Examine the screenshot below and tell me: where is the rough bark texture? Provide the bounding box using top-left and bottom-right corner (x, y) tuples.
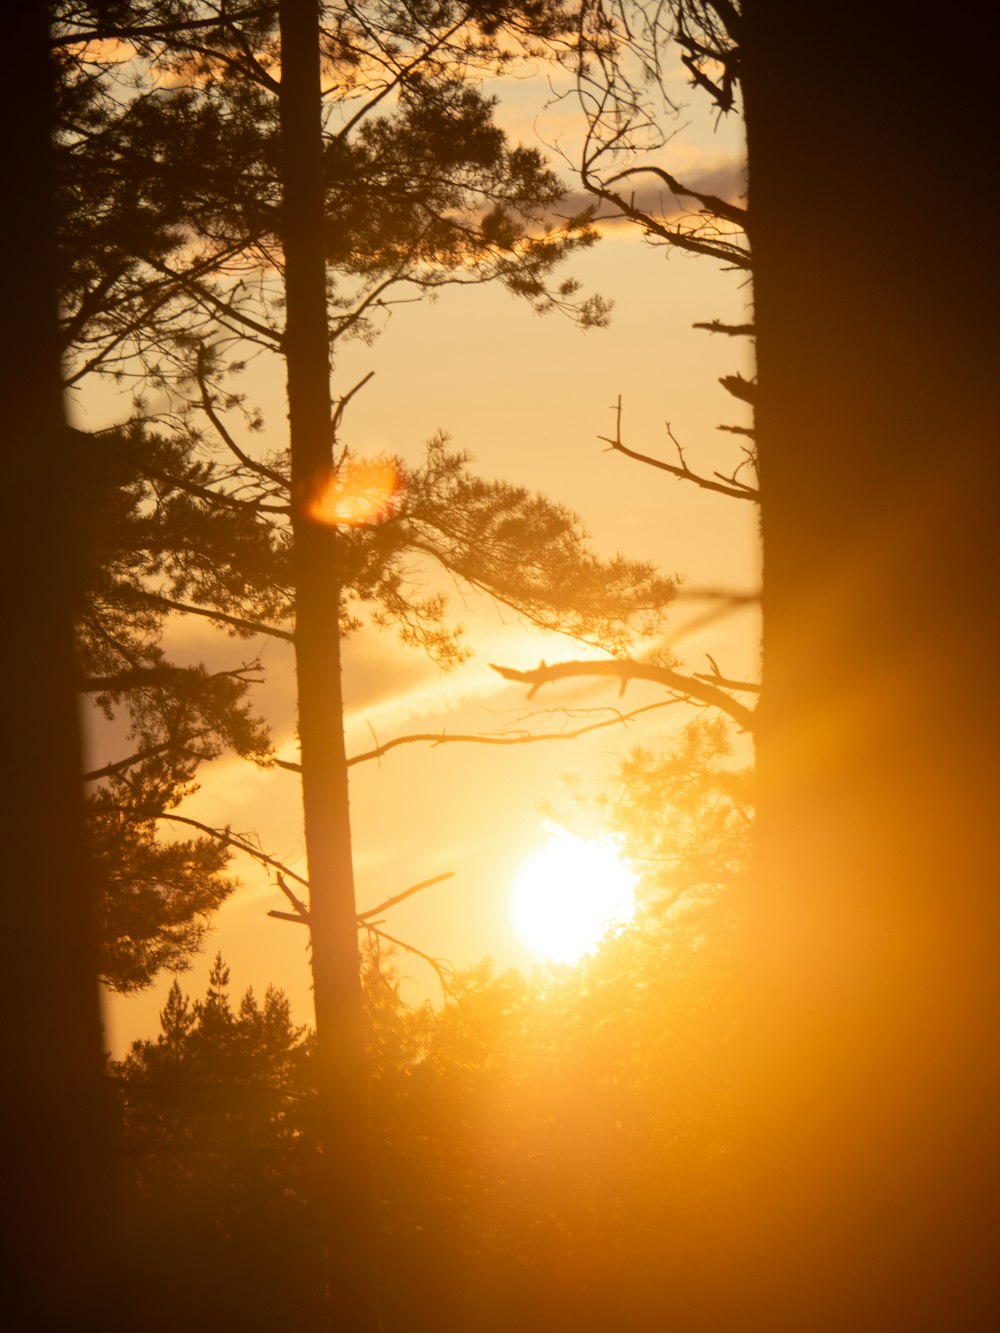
(1, 3), (116, 1327)
(279, 1), (381, 1328)
(742, 3), (998, 1328)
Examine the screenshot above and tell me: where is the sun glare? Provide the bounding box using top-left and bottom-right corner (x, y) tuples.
(509, 827), (636, 965)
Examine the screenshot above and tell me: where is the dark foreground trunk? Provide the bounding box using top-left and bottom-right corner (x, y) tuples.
(278, 2), (381, 1329)
(2, 3), (115, 1326)
(741, 3), (998, 1328)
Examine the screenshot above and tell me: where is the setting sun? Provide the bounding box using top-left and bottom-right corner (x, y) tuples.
(509, 827), (637, 964)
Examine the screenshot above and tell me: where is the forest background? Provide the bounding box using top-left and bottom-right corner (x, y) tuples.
(34, 4), (758, 1329)
(65, 2), (757, 1054)
(14, 2), (994, 1330)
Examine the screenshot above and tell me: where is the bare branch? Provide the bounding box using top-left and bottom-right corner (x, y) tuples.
(599, 397), (758, 501)
(332, 371), (375, 440)
(80, 662), (264, 694)
(357, 872), (455, 922)
(194, 346), (289, 489)
(136, 591), (293, 642)
(585, 176), (750, 268)
(146, 259), (283, 348)
(272, 871), (309, 921)
(266, 868), (456, 991)
(694, 320), (756, 337)
(271, 700), (685, 775)
(694, 653), (761, 693)
(603, 164), (748, 228)
(83, 740), (200, 783)
(153, 813), (309, 887)
(363, 923), (454, 992)
(489, 658), (756, 731)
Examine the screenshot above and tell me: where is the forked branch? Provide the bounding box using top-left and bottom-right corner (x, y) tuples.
(599, 397), (758, 501)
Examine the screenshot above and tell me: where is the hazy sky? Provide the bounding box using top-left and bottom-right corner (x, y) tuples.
(83, 54), (756, 1055)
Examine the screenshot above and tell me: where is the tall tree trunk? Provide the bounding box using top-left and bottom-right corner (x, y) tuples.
(2, 3), (116, 1326)
(278, 2), (381, 1328)
(741, 3), (998, 1327)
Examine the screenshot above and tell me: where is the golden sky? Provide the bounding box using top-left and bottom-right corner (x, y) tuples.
(79, 71), (756, 1056)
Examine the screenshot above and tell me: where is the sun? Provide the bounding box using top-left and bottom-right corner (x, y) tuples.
(509, 826), (637, 965)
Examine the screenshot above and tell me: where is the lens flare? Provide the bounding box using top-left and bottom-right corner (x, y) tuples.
(306, 455), (402, 527)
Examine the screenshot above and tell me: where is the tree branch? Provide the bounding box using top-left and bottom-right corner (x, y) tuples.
(602, 164), (748, 229)
(136, 592), (293, 641)
(363, 923), (454, 991)
(51, 7), (272, 49)
(156, 813), (309, 888)
(357, 872), (455, 922)
(584, 178), (750, 269)
(268, 867), (456, 992)
(599, 397), (758, 501)
(194, 345), (290, 489)
(693, 320), (756, 337)
(271, 700), (683, 775)
(80, 662), (264, 694)
(489, 658), (756, 731)
(694, 653), (761, 693)
(83, 740), (201, 783)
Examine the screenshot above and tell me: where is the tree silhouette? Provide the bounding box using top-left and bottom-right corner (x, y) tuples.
(2, 3), (115, 1325)
(111, 956), (325, 1330)
(53, 4), (689, 1328)
(741, 3), (998, 1327)
(111, 713), (748, 1330)
(55, 2), (678, 995)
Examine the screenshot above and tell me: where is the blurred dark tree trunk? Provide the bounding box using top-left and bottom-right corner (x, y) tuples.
(742, 2), (998, 1328)
(1, 2), (116, 1327)
(278, 1), (381, 1328)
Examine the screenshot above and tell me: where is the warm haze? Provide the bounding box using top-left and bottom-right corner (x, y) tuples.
(77, 69), (756, 1054)
(17, 4), (997, 1330)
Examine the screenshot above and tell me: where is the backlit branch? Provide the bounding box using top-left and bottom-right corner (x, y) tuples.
(602, 165), (748, 229)
(489, 658), (756, 731)
(156, 812), (310, 889)
(357, 872), (455, 922)
(81, 662), (265, 694)
(599, 397), (758, 501)
(268, 865), (456, 989)
(270, 699), (683, 774)
(194, 346), (290, 490)
(83, 740), (200, 783)
(363, 924), (455, 992)
(694, 653), (760, 693)
(136, 591), (294, 642)
(584, 176), (750, 268)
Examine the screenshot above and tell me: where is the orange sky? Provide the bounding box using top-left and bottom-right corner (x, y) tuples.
(76, 65), (756, 1056)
